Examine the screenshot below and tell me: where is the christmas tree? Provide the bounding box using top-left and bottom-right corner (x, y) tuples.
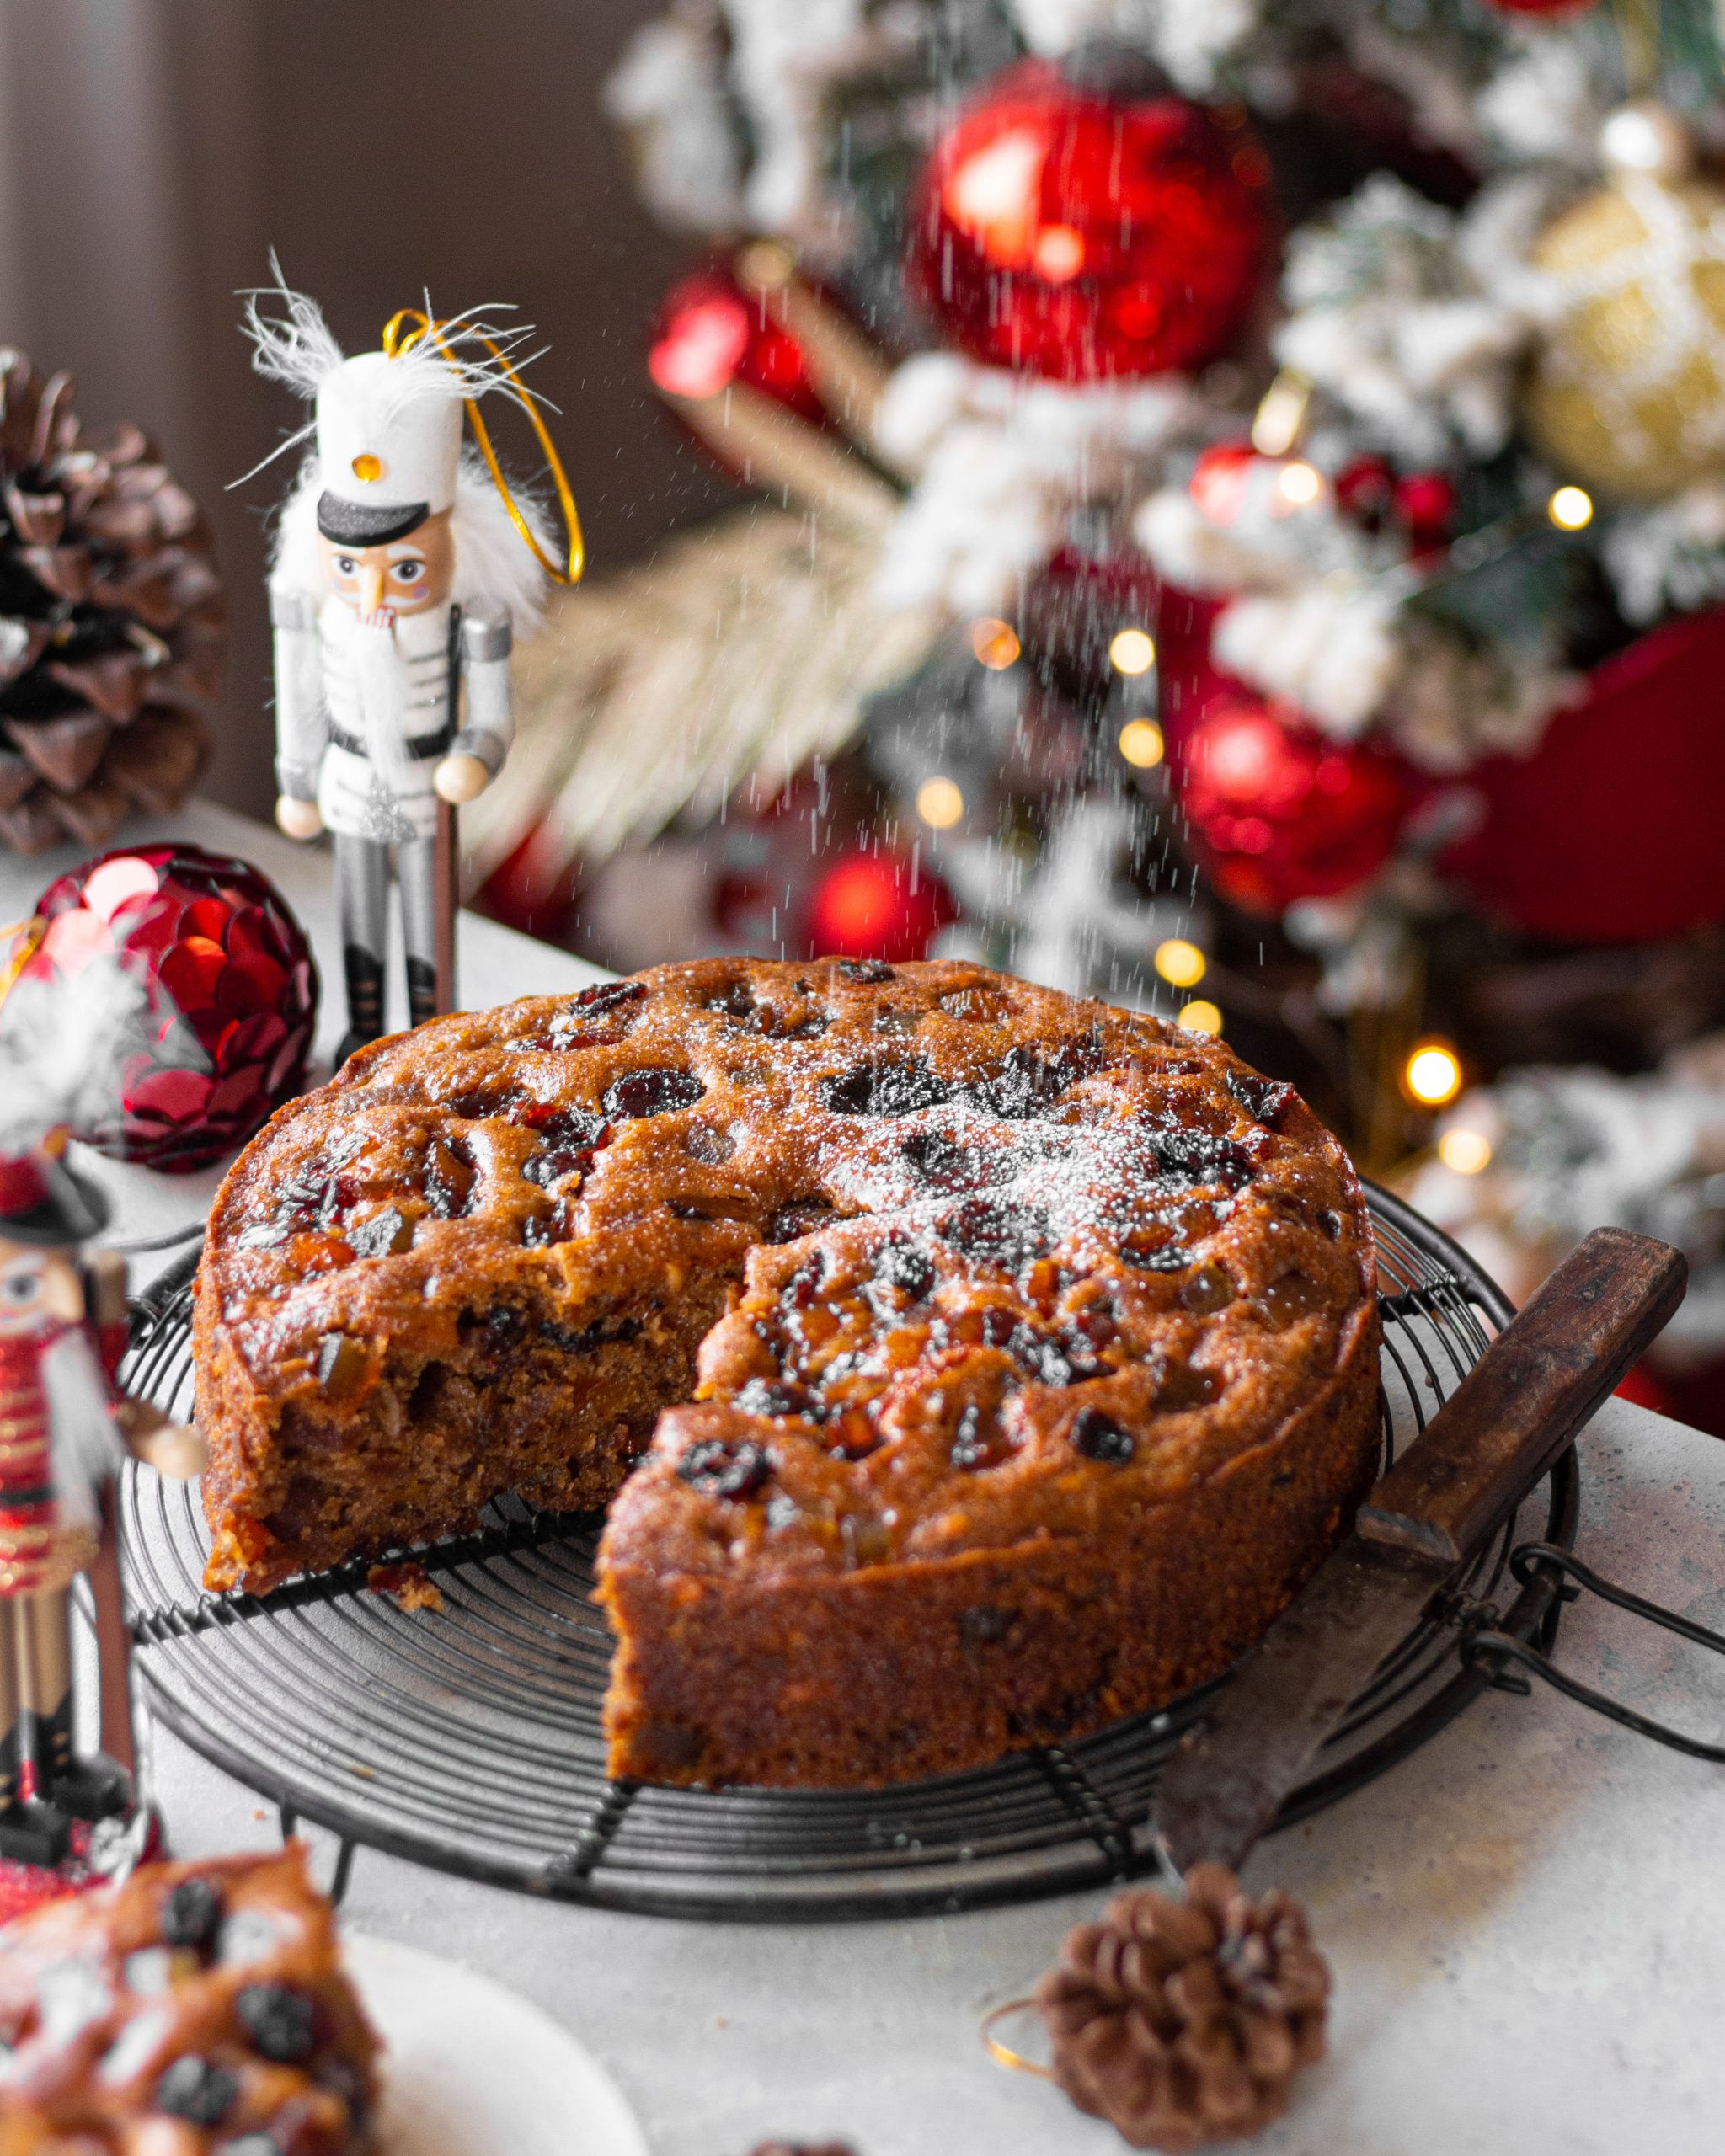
(471, 0), (1725, 1416)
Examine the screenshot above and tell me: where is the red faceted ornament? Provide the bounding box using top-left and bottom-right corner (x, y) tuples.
(1173, 701), (1412, 915)
(804, 849), (958, 963)
(907, 59), (1268, 381)
(28, 843), (318, 1172)
(1444, 605), (1725, 943)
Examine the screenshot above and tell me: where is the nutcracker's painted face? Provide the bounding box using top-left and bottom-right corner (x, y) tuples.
(319, 509), (455, 622)
(0, 1239), (83, 1337)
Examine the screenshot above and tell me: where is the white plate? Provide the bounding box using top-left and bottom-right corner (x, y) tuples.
(344, 1933), (650, 2156)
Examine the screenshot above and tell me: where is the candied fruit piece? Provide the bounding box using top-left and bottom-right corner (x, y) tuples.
(1141, 1123), (1258, 1193)
(1178, 1263), (1236, 1315)
(965, 1038), (1103, 1119)
(315, 1334), (368, 1400)
(237, 1982), (316, 2063)
(900, 1128), (1013, 1193)
(1069, 1406), (1134, 1464)
(819, 1056), (951, 1117)
(604, 1067), (706, 1118)
(1258, 1270), (1327, 1330)
(679, 1437), (772, 1498)
(346, 1206), (412, 1260)
(1226, 1066), (1295, 1126)
(826, 1406), (881, 1460)
(1159, 1364), (1220, 1411)
(1319, 1208), (1344, 1241)
(424, 1134), (476, 1219)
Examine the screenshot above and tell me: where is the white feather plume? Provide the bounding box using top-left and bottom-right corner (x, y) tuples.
(0, 950), (153, 1155)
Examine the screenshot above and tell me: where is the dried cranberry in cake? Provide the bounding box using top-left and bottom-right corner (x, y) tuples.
(159, 1876), (223, 1952)
(900, 1128), (1012, 1193)
(679, 1436), (773, 1497)
(1258, 1271), (1328, 1330)
(874, 1239), (936, 1300)
(820, 1056), (951, 1117)
(938, 1195), (1052, 1270)
(1226, 1066), (1295, 1127)
(521, 1105), (611, 1187)
(1140, 1123), (1258, 1193)
(1069, 1406), (1134, 1464)
(237, 1982), (318, 2063)
(604, 1067), (706, 1118)
(424, 1133), (476, 1218)
(836, 958), (895, 982)
(766, 1195), (839, 1244)
(156, 2055), (240, 2126)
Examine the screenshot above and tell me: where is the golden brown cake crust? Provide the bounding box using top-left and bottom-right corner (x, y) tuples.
(0, 1844), (379, 2154)
(195, 958), (1380, 1787)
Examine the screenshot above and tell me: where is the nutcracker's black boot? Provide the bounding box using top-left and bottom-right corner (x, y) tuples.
(336, 943), (386, 1070)
(405, 955), (438, 1031)
(0, 1719), (70, 1864)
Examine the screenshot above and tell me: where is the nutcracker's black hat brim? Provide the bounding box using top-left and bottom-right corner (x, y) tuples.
(0, 1156), (110, 1246)
(317, 492), (430, 547)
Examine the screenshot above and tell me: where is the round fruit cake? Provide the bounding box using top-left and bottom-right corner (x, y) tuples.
(194, 958), (1381, 1789)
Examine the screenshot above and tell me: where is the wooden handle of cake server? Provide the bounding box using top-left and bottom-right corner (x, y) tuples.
(1358, 1226), (1688, 1565)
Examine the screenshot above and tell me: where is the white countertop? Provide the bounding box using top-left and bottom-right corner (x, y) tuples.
(6, 803), (1725, 2156)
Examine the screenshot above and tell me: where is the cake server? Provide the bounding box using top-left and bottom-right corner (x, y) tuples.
(1154, 1224), (1688, 1875)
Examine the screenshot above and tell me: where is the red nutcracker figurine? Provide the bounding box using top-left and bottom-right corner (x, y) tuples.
(0, 1128), (203, 1867)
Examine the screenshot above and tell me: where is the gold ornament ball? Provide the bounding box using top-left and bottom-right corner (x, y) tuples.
(1522, 167), (1725, 503)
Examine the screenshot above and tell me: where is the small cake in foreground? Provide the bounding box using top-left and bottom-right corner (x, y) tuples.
(195, 959), (1381, 1788)
(0, 1844), (379, 2153)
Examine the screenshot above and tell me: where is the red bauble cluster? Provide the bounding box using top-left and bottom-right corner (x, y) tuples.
(29, 844), (317, 1172)
(1174, 702), (1411, 915)
(908, 59), (1268, 381)
(804, 848), (957, 963)
(649, 261), (825, 418)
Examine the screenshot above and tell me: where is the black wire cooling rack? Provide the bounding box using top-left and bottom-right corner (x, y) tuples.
(117, 1185), (1577, 1922)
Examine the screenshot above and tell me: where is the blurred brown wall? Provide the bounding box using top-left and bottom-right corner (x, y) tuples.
(0, 0), (734, 819)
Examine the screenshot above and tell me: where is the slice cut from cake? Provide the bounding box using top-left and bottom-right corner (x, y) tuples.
(0, 1844), (380, 2153)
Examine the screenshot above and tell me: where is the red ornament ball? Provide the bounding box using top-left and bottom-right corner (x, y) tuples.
(649, 257), (828, 476)
(1174, 702), (1411, 915)
(908, 58), (1268, 381)
(1478, 0), (1595, 15)
(28, 843), (318, 1172)
(804, 849), (957, 963)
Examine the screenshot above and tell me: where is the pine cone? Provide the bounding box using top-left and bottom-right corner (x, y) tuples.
(0, 350), (222, 854)
(1035, 1865), (1330, 2152)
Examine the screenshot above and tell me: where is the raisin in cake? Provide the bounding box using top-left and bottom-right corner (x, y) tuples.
(194, 959), (1381, 1787)
(0, 1845), (379, 2154)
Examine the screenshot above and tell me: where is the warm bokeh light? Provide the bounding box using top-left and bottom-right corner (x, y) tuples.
(1276, 459), (1323, 507)
(1438, 1126), (1493, 1175)
(1154, 937), (1207, 989)
(1548, 484), (1594, 531)
(1032, 223), (1087, 282)
(969, 617), (1022, 670)
(1118, 718), (1165, 767)
(1108, 627), (1156, 675)
(1404, 1040), (1463, 1107)
(1178, 999), (1223, 1037)
(916, 776), (965, 830)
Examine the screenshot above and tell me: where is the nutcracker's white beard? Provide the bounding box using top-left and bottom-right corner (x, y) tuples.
(346, 615), (419, 803)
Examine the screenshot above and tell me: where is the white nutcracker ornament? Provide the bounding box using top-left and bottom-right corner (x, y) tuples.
(243, 278), (582, 1061)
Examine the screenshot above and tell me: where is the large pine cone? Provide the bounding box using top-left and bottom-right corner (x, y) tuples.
(0, 350), (222, 854)
(1035, 1865), (1330, 2151)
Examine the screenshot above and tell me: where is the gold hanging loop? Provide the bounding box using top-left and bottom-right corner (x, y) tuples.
(980, 1999), (1055, 2079)
(382, 305), (584, 586)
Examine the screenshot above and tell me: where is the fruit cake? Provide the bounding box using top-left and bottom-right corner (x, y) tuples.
(0, 1844), (379, 2154)
(194, 958), (1381, 1788)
